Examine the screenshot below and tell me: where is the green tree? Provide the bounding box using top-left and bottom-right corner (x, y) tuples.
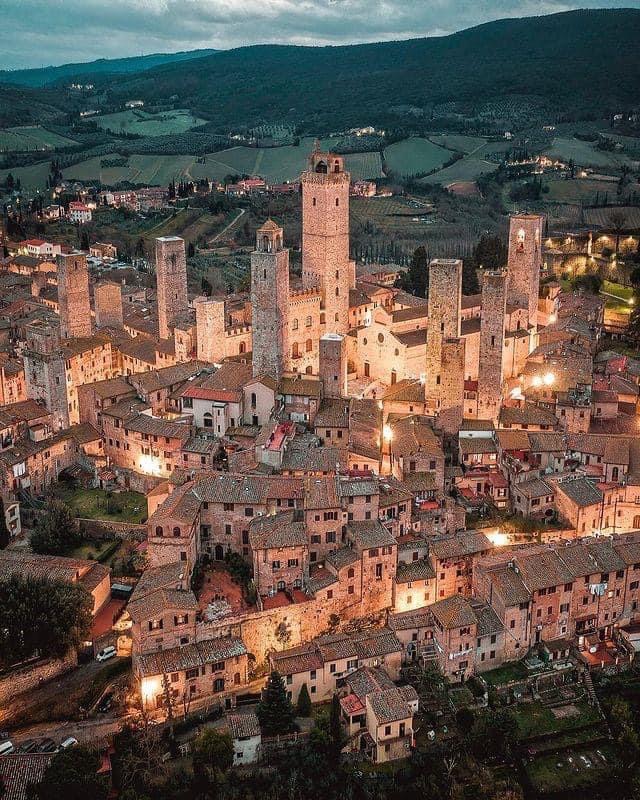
(572, 273), (603, 295)
(28, 745), (108, 800)
(471, 708), (519, 761)
(191, 728), (233, 796)
(473, 234), (508, 270)
(396, 245), (429, 297)
(30, 498), (81, 555)
(257, 671), (296, 736)
(296, 683), (312, 717)
(0, 574), (93, 668)
(0, 496), (10, 549)
(329, 693), (344, 756)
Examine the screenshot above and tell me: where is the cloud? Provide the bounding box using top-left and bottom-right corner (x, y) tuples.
(0, 0), (637, 69)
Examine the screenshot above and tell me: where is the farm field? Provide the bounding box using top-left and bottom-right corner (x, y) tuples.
(543, 177), (624, 204)
(0, 125), (78, 151)
(421, 156), (495, 186)
(428, 134), (487, 154)
(545, 137), (639, 170)
(384, 137), (451, 177)
(583, 205), (640, 228)
(64, 153), (198, 186)
(0, 159), (51, 190)
(95, 108), (207, 136)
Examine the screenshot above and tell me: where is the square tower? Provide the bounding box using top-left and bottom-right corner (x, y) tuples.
(23, 319), (69, 430)
(438, 338), (465, 435)
(300, 147), (351, 335)
(195, 297), (226, 364)
(424, 259), (462, 411)
(94, 280), (123, 329)
(477, 269), (507, 422)
(506, 213), (544, 328)
(57, 252), (92, 339)
(319, 333), (347, 398)
(250, 220), (290, 381)
(156, 236), (188, 340)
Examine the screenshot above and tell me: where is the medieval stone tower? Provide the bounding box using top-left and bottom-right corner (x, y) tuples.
(94, 280), (123, 329)
(250, 220), (290, 380)
(156, 236), (188, 340)
(195, 297), (226, 364)
(301, 148), (351, 335)
(506, 213), (544, 328)
(438, 338), (465, 435)
(424, 259), (462, 412)
(477, 269), (507, 421)
(57, 252), (92, 339)
(319, 333), (347, 398)
(23, 319), (68, 430)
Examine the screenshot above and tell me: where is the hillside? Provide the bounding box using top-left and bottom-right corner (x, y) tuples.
(0, 49), (218, 88)
(94, 9), (640, 131)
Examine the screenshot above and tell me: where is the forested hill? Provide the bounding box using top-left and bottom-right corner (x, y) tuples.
(98, 9), (640, 130)
(0, 49), (218, 88)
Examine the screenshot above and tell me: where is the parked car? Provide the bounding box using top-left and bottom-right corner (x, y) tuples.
(59, 737), (78, 750)
(37, 738), (57, 753)
(17, 740), (38, 754)
(97, 692), (114, 714)
(95, 646), (116, 662)
(0, 741), (15, 756)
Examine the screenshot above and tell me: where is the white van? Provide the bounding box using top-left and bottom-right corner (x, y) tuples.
(95, 646), (116, 662)
(0, 740), (15, 756)
(59, 737), (78, 750)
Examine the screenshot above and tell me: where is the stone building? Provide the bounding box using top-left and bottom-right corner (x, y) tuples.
(477, 269), (507, 421)
(250, 220), (289, 381)
(94, 280), (123, 329)
(301, 148), (352, 335)
(424, 259), (462, 413)
(506, 213), (544, 329)
(57, 252), (92, 339)
(156, 236), (188, 340)
(319, 333), (347, 398)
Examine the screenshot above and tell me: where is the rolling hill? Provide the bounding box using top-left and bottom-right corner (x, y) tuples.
(95, 9), (640, 130)
(0, 49), (218, 88)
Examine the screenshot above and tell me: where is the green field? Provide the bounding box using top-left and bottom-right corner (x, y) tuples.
(95, 108), (207, 136)
(543, 176), (622, 204)
(0, 125), (78, 152)
(0, 159), (51, 190)
(545, 137), (639, 170)
(428, 134), (487, 154)
(52, 485), (147, 523)
(422, 156), (495, 186)
(513, 700), (601, 739)
(384, 137), (451, 177)
(525, 744), (616, 794)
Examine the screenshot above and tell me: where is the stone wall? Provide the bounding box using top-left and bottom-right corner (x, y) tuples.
(78, 518), (147, 541)
(0, 651), (77, 717)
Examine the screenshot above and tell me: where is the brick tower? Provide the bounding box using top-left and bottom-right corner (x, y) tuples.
(301, 147), (350, 335)
(438, 338), (465, 434)
(506, 213), (544, 328)
(424, 259), (462, 412)
(57, 252), (92, 339)
(250, 220), (290, 380)
(477, 269), (507, 421)
(319, 333), (347, 398)
(194, 297), (226, 364)
(156, 236), (188, 340)
(94, 280), (123, 329)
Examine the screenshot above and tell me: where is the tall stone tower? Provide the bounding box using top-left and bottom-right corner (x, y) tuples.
(319, 333), (347, 398)
(23, 319), (68, 430)
(477, 269), (507, 422)
(438, 338), (465, 435)
(506, 213), (544, 328)
(424, 259), (462, 412)
(156, 236), (188, 340)
(195, 297), (226, 364)
(250, 220), (290, 380)
(57, 252), (92, 339)
(301, 148), (350, 335)
(94, 280), (123, 329)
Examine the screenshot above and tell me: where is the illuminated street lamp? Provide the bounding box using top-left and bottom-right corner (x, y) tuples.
(543, 372), (555, 386)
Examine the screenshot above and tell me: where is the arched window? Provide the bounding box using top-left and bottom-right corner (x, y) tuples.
(172, 526), (181, 538)
(262, 236), (269, 252)
(306, 339), (313, 352)
(333, 160), (340, 173)
(203, 412), (213, 428)
(305, 365), (313, 374)
(239, 341), (246, 354)
(305, 316), (312, 327)
(292, 342), (300, 358)
(292, 318), (299, 330)
(335, 270), (339, 279)
(155, 526), (163, 537)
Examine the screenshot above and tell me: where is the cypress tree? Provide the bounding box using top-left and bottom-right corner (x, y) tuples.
(257, 671), (295, 736)
(296, 683), (312, 717)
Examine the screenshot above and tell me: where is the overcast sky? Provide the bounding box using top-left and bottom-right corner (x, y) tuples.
(1, 0), (639, 70)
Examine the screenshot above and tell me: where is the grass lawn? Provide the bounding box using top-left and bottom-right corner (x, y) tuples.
(525, 743), (617, 794)
(602, 280), (634, 301)
(514, 700), (601, 739)
(53, 485), (147, 523)
(482, 661), (528, 686)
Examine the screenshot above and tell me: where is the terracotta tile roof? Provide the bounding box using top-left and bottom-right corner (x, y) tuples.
(270, 642), (323, 675)
(396, 559), (436, 583)
(347, 520), (396, 549)
(500, 404), (558, 427)
(137, 637), (246, 677)
(248, 510), (306, 549)
(459, 437), (497, 455)
(351, 628), (402, 659)
(306, 564), (338, 593)
(303, 476), (340, 510)
(381, 378), (425, 404)
(515, 476), (553, 499)
(368, 687), (414, 724)
(387, 607), (433, 632)
(127, 587), (198, 623)
(347, 666), (394, 698)
(555, 476), (603, 508)
(430, 595), (477, 629)
(279, 376), (322, 398)
(429, 530), (490, 560)
(225, 710), (261, 739)
(325, 547), (359, 571)
(470, 599), (504, 636)
(316, 633), (358, 662)
(194, 473), (304, 504)
(0, 754), (54, 800)
(515, 548), (574, 590)
(489, 565), (531, 606)
(314, 398), (350, 428)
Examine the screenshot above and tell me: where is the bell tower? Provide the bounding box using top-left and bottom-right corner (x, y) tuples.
(301, 146), (351, 335)
(250, 219), (290, 380)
